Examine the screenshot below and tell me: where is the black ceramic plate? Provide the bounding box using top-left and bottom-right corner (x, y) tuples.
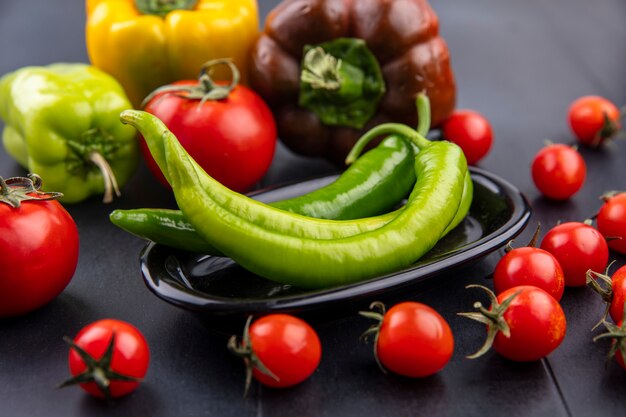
(140, 167), (531, 321)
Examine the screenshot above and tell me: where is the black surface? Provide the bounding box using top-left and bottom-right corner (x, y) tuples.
(139, 168), (531, 324)
(1, 1), (626, 416)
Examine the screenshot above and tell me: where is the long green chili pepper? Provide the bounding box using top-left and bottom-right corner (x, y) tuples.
(120, 110), (467, 288)
(111, 94), (425, 251)
(113, 95), (471, 254)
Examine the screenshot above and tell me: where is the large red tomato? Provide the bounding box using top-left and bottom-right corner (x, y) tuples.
(0, 175), (79, 317)
(141, 60), (277, 193)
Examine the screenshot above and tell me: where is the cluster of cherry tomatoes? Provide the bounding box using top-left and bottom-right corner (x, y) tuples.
(532, 95), (622, 200)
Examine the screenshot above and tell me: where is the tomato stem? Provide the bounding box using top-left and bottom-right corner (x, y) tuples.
(0, 174), (62, 208)
(458, 285), (521, 359)
(141, 59), (240, 107)
(227, 316), (279, 397)
(358, 301), (389, 374)
(59, 332), (141, 402)
(592, 304), (626, 367)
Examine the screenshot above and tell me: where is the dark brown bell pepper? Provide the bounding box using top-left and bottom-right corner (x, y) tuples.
(250, 0), (456, 165)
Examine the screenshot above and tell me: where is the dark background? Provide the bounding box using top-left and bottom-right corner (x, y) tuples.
(1, 0), (626, 416)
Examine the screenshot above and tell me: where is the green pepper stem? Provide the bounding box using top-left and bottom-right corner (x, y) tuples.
(134, 0), (198, 17)
(416, 92), (431, 137)
(88, 152), (121, 204)
(301, 47), (343, 91)
(345, 124), (430, 165)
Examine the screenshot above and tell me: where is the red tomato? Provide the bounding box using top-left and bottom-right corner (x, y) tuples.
(597, 192), (626, 254)
(492, 286), (566, 361)
(244, 314), (321, 388)
(540, 222), (609, 287)
(0, 178), (79, 317)
(531, 144), (586, 200)
(65, 319), (150, 399)
(568, 95), (621, 147)
(374, 302), (454, 377)
(588, 265), (626, 325)
(493, 247), (565, 301)
(142, 76), (276, 193)
(441, 110), (493, 165)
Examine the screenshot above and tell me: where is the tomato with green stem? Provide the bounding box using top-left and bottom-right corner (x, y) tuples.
(61, 319), (150, 400)
(459, 285), (566, 362)
(531, 143), (586, 200)
(0, 174), (79, 317)
(141, 59), (276, 193)
(587, 263), (626, 328)
(568, 95), (621, 148)
(360, 301), (454, 377)
(597, 192), (626, 254)
(540, 221), (608, 287)
(228, 314), (321, 395)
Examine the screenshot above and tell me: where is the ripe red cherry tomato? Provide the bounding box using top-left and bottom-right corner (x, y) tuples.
(461, 285), (566, 362)
(597, 192), (626, 254)
(493, 246), (565, 301)
(230, 314), (321, 391)
(63, 319), (150, 399)
(568, 95), (621, 147)
(361, 301), (454, 377)
(441, 110), (493, 165)
(531, 144), (586, 200)
(142, 60), (276, 193)
(587, 264), (626, 325)
(540, 222), (609, 287)
(0, 175), (79, 317)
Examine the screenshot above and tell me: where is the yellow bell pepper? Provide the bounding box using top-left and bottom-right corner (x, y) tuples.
(86, 0), (259, 107)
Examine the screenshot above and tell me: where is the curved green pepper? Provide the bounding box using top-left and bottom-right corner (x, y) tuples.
(121, 109), (467, 288)
(0, 63), (138, 203)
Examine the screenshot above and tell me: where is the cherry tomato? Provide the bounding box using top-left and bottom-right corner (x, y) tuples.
(493, 247), (565, 301)
(231, 314), (321, 390)
(540, 222), (609, 287)
(588, 264), (626, 325)
(462, 285), (566, 362)
(441, 109), (493, 165)
(597, 192), (626, 254)
(142, 62), (276, 193)
(0, 176), (79, 317)
(63, 319), (150, 399)
(568, 95), (621, 147)
(362, 301), (454, 377)
(531, 143), (586, 200)
(494, 286), (566, 361)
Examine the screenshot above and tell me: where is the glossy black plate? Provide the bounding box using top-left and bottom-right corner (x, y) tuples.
(140, 167), (531, 322)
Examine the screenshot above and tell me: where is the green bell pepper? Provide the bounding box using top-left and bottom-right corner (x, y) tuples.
(0, 63), (138, 203)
